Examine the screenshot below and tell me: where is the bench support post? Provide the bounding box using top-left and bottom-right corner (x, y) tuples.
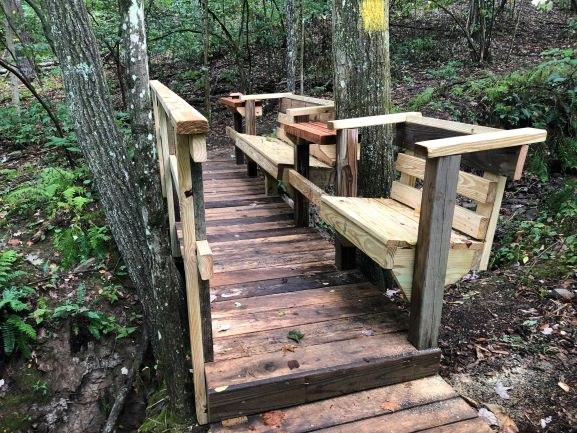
(409, 155), (461, 350)
(335, 128), (358, 269)
(233, 111), (245, 165)
(264, 173), (279, 196)
(245, 100), (258, 177)
(294, 138), (310, 227)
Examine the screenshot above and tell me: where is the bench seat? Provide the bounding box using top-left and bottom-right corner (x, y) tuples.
(233, 132), (331, 179)
(320, 195), (484, 300)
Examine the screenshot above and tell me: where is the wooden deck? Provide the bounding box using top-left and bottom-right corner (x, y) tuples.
(201, 159), (490, 432)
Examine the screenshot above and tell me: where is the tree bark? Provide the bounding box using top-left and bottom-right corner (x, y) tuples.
(285, 0), (297, 92)
(1, 0), (37, 80)
(2, 5), (19, 107)
(333, 0), (393, 198)
(44, 0), (195, 420)
(333, 0), (394, 288)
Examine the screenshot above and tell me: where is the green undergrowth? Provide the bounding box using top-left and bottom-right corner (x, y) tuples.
(491, 181), (577, 279)
(409, 48), (577, 179)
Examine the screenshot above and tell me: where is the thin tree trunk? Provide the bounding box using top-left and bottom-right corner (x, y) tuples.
(2, 0), (37, 79)
(285, 0), (296, 92)
(44, 0), (195, 420)
(201, 0), (211, 121)
(333, 0), (394, 288)
(2, 8), (19, 107)
(299, 0), (304, 94)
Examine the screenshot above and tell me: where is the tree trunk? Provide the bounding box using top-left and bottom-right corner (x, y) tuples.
(285, 0), (297, 92)
(2, 6), (19, 107)
(2, 0), (36, 80)
(333, 0), (393, 197)
(44, 0), (195, 420)
(201, 0), (211, 121)
(333, 0), (394, 288)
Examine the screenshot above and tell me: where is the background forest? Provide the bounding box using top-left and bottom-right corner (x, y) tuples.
(0, 0), (576, 432)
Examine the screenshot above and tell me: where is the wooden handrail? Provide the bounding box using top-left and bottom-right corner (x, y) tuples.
(239, 92), (293, 101)
(405, 115), (499, 134)
(417, 127), (547, 158)
(327, 112), (422, 130)
(150, 80), (208, 135)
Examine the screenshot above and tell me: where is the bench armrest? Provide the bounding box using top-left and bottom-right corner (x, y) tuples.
(240, 92), (293, 101)
(417, 127), (547, 158)
(327, 112), (422, 131)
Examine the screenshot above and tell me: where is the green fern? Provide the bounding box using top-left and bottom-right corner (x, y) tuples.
(0, 252), (37, 358)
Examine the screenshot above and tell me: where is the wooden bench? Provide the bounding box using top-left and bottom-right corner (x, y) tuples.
(312, 112), (547, 350)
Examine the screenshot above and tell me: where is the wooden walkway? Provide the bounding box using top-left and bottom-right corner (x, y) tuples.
(201, 159), (491, 432)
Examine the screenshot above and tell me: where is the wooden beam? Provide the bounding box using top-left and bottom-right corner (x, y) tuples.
(233, 112), (244, 165)
(190, 134), (208, 163)
(151, 93), (166, 197)
(162, 113), (180, 257)
(476, 173), (507, 270)
(294, 138), (310, 227)
(150, 80), (208, 135)
(284, 94), (334, 105)
(405, 115), (500, 135)
(334, 128), (359, 270)
(196, 240), (214, 280)
(244, 100), (258, 177)
(417, 127), (547, 158)
(286, 105), (335, 116)
(328, 112), (422, 131)
(175, 135), (209, 424)
(288, 169), (324, 206)
(239, 92), (293, 101)
(409, 155), (462, 350)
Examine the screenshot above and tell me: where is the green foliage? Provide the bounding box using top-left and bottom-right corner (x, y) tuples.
(32, 380), (49, 397)
(52, 286), (136, 340)
(492, 182), (577, 276)
(409, 87), (435, 110)
(0, 251), (36, 358)
(53, 223), (111, 268)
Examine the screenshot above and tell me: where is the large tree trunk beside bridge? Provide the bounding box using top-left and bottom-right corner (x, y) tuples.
(332, 0), (394, 288)
(43, 0), (195, 420)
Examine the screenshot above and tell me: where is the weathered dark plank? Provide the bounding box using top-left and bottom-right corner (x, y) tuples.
(206, 335), (440, 421)
(233, 111), (244, 164)
(245, 100), (258, 177)
(409, 155), (461, 350)
(294, 137), (310, 227)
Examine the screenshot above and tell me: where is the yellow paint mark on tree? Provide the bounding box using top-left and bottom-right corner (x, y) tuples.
(361, 0), (387, 32)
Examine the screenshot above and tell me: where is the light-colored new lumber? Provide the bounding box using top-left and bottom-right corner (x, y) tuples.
(150, 80), (208, 135)
(284, 94), (334, 106)
(405, 115), (500, 135)
(476, 173), (507, 270)
(175, 134), (208, 424)
(189, 134), (207, 163)
(417, 127), (547, 158)
(288, 169), (325, 206)
(395, 153), (497, 204)
(196, 240), (214, 280)
(151, 93), (166, 197)
(286, 105), (335, 116)
(240, 92), (293, 101)
(390, 182), (489, 240)
(236, 106), (263, 117)
(328, 112), (422, 131)
(160, 113), (180, 257)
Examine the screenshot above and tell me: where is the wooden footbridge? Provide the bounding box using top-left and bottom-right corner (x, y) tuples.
(150, 81), (547, 432)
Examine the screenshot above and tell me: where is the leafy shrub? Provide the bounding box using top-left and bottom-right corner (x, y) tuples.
(0, 251), (36, 358)
(492, 182), (577, 275)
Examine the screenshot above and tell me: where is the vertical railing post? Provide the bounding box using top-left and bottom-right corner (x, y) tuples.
(334, 128), (359, 269)
(408, 155), (461, 350)
(233, 111), (244, 165)
(293, 137), (310, 227)
(175, 131), (210, 424)
(245, 100), (258, 177)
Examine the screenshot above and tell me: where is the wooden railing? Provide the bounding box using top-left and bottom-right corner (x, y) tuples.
(150, 80), (212, 424)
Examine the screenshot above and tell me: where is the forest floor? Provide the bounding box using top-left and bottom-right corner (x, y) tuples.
(0, 2), (575, 433)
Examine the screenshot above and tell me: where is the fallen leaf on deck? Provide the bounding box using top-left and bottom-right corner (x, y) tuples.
(234, 301), (242, 308)
(485, 404), (518, 433)
(210, 295), (217, 303)
(380, 400), (401, 412)
(558, 381), (570, 392)
(287, 329), (304, 343)
(281, 344), (298, 355)
(221, 416), (248, 427)
(287, 360), (300, 370)
(277, 309), (285, 316)
(495, 381), (512, 399)
(260, 410), (285, 427)
(217, 323), (231, 332)
(214, 386), (229, 393)
(361, 328), (374, 337)
(7, 238), (21, 246)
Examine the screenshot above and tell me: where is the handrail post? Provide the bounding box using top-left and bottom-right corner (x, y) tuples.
(294, 137), (310, 227)
(408, 154), (461, 350)
(233, 111), (244, 164)
(245, 100), (258, 177)
(334, 128), (358, 270)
